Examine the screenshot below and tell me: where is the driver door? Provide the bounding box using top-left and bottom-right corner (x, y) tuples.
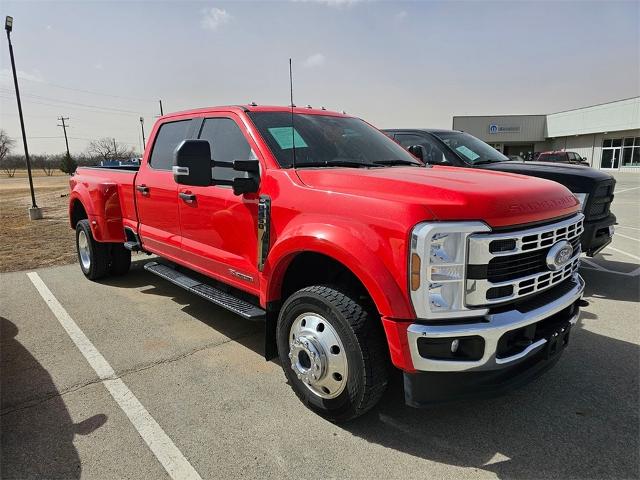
(177, 114), (262, 295)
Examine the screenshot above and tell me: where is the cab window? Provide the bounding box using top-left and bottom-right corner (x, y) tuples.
(198, 118), (253, 182)
(395, 133), (450, 165)
(149, 120), (192, 170)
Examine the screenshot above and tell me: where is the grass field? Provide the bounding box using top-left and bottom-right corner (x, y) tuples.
(0, 171), (75, 272)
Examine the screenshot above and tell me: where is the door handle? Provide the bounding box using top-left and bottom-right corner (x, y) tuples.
(136, 184), (149, 195)
(179, 192), (196, 203)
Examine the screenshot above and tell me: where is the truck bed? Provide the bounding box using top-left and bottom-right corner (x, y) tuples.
(69, 166), (139, 242)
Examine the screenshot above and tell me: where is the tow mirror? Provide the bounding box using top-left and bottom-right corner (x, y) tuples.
(407, 145), (424, 161)
(173, 140), (212, 186)
(230, 159), (260, 195)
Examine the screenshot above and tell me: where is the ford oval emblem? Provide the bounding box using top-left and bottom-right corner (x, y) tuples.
(546, 240), (574, 271)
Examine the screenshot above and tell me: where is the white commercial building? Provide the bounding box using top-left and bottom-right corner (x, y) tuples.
(452, 97), (640, 173)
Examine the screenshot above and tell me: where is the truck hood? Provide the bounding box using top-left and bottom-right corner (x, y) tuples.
(477, 161), (614, 193)
(296, 166), (580, 228)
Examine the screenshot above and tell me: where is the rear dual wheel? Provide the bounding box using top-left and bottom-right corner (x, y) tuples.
(277, 285), (389, 422)
(76, 219), (131, 280)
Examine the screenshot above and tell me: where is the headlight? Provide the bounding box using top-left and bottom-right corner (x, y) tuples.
(410, 222), (490, 319)
(573, 193), (588, 211)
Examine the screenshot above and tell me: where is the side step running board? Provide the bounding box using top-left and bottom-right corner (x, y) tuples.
(144, 262), (266, 320)
(124, 241), (141, 252)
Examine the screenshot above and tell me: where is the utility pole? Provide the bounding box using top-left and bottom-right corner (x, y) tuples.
(57, 116), (70, 156)
(159, 99), (164, 116)
(5, 15), (41, 219)
(112, 138), (117, 160)
(139, 116), (146, 151)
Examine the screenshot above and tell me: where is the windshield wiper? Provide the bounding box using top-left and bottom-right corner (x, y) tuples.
(473, 159), (506, 165)
(372, 159), (422, 166)
(296, 159), (377, 168)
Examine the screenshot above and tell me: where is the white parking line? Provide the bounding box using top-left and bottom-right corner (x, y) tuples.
(614, 186), (640, 194)
(617, 225), (640, 231)
(580, 258), (640, 276)
(605, 245), (640, 262)
(26, 272), (202, 480)
(616, 233), (640, 242)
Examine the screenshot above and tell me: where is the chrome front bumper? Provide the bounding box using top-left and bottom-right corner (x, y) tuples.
(407, 274), (584, 372)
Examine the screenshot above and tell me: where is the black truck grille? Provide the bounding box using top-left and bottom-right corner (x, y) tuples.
(586, 180), (615, 221)
(486, 236), (581, 283)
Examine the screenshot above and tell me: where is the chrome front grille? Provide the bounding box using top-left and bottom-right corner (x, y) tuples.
(466, 214), (584, 306)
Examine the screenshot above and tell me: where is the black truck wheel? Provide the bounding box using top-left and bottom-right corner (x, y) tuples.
(277, 285), (389, 421)
(76, 219), (110, 280)
(110, 243), (131, 275)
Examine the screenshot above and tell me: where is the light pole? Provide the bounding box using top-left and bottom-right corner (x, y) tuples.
(5, 15), (42, 220)
(139, 117), (146, 152)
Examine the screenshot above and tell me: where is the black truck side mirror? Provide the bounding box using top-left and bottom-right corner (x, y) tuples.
(407, 145), (425, 161)
(231, 159), (260, 195)
(173, 141), (261, 195)
(173, 140), (213, 186)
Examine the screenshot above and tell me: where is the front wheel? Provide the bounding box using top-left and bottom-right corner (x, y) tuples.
(277, 285), (389, 422)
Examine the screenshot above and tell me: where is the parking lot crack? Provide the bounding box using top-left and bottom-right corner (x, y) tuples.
(1, 330), (259, 417)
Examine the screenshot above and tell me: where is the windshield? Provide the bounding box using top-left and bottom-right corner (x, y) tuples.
(248, 112), (422, 168)
(432, 131), (510, 165)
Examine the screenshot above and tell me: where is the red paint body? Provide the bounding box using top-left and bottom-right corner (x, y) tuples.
(69, 105), (580, 372)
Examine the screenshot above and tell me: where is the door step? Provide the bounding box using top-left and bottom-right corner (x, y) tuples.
(124, 241), (141, 251)
(143, 262), (266, 320)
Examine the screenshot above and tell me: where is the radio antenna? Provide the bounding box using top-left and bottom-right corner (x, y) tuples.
(289, 58), (297, 169)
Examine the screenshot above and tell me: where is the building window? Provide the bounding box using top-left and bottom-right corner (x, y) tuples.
(622, 137), (640, 167)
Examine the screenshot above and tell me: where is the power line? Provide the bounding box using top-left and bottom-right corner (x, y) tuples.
(0, 93), (155, 118)
(0, 88), (145, 114)
(0, 72), (155, 103)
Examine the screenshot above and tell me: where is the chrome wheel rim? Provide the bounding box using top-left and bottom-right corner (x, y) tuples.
(288, 313), (348, 400)
(78, 230), (91, 270)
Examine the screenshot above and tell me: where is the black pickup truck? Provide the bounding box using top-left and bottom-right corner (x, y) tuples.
(384, 129), (616, 256)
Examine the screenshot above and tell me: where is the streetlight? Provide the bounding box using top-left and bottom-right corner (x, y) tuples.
(5, 15), (42, 220)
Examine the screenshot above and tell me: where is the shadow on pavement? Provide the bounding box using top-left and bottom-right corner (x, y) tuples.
(1, 317), (107, 479)
(580, 266), (640, 302)
(345, 318), (639, 479)
(101, 260), (639, 479)
(100, 260), (266, 358)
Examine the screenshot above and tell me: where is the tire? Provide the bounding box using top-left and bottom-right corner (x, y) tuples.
(76, 219), (110, 280)
(110, 243), (131, 276)
(277, 285), (388, 422)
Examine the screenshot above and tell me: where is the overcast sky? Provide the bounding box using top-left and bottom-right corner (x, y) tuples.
(1, 0), (638, 155)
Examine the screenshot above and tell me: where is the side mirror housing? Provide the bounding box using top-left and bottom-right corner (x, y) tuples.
(173, 140), (212, 186)
(407, 145), (424, 161)
(230, 159), (260, 195)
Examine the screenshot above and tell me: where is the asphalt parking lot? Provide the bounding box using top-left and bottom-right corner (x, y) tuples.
(1, 173), (638, 480)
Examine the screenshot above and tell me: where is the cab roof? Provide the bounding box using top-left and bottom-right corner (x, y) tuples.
(160, 104), (351, 121)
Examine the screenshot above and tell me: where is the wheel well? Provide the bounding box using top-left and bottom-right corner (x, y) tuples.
(71, 200), (87, 227)
(280, 252), (373, 309)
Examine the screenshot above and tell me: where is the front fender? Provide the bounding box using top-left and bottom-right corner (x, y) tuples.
(262, 220), (413, 319)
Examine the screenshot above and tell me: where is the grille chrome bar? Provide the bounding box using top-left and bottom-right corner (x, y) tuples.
(466, 255), (580, 306)
(466, 214), (584, 306)
(468, 214), (584, 264)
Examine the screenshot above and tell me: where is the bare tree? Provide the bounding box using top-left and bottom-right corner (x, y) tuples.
(86, 138), (136, 162)
(31, 154), (57, 176)
(0, 130), (17, 177)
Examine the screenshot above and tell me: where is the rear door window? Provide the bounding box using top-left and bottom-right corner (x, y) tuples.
(149, 120), (192, 170)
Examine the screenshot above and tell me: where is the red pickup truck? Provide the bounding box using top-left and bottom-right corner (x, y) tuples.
(69, 105), (585, 421)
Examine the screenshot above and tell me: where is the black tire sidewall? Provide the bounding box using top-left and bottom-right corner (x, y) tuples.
(76, 220), (94, 276)
(277, 289), (368, 420)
